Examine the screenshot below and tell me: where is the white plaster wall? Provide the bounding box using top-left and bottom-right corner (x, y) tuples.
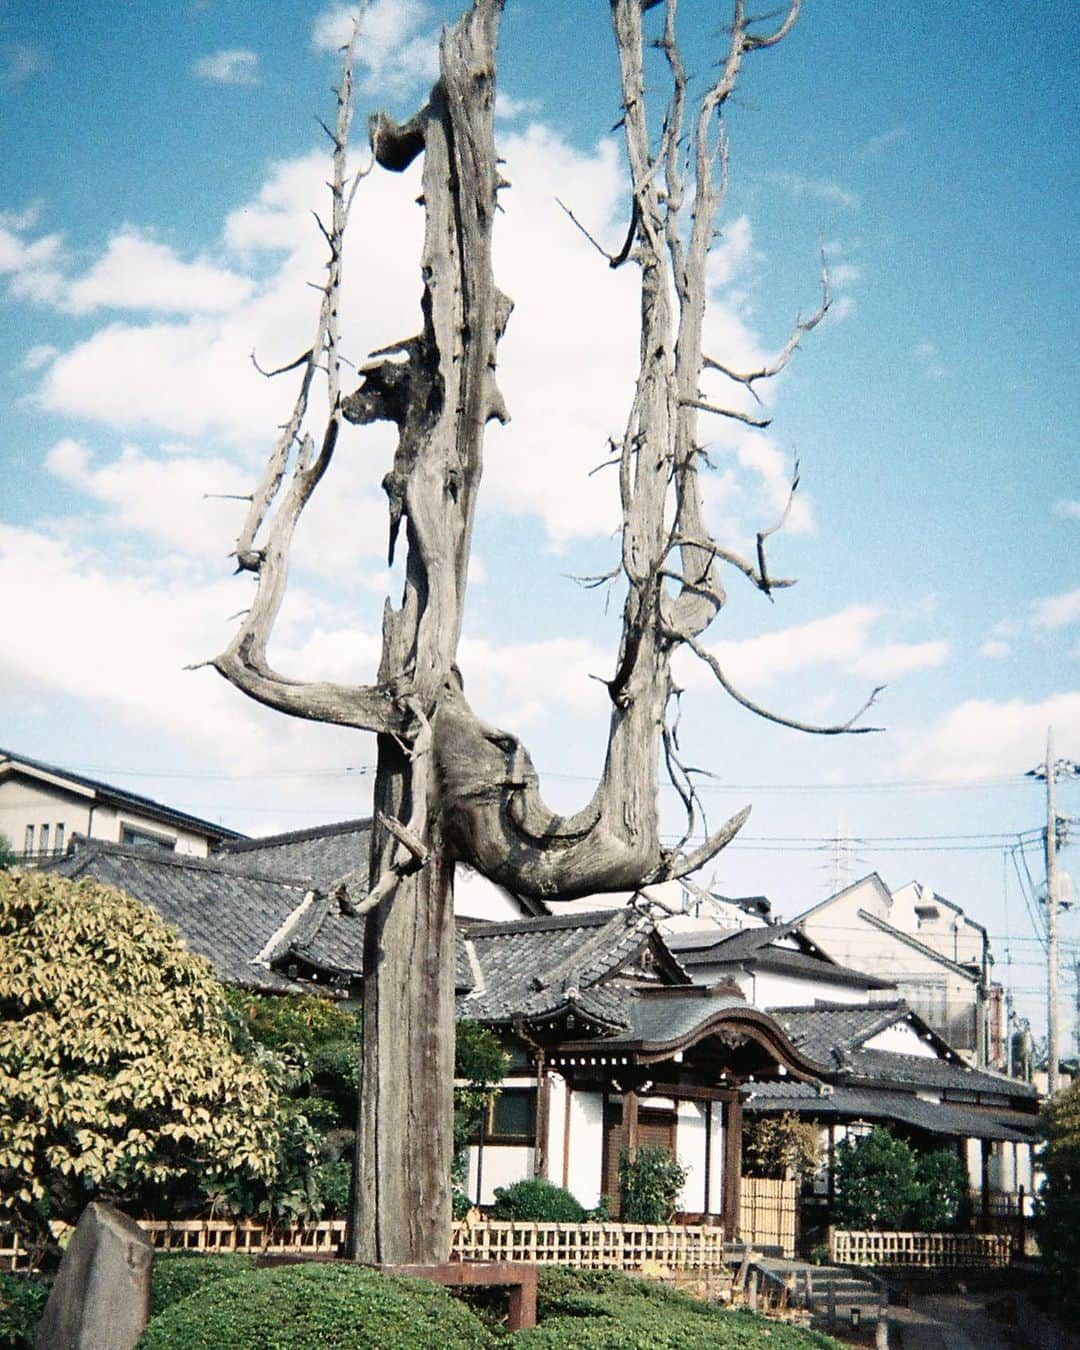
(965, 1138), (982, 1189)
(453, 864), (531, 921)
(465, 1144), (534, 1207)
(0, 777), (213, 857)
(564, 1090), (605, 1210)
(675, 1100), (707, 1212)
(862, 1021), (940, 1058)
(751, 969), (870, 1009)
(0, 779), (92, 856)
(545, 1074), (567, 1184)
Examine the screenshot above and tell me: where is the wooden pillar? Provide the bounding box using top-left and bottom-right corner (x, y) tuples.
(534, 1051), (549, 1180)
(625, 1088), (639, 1159)
(703, 1100), (713, 1215)
(722, 1093), (742, 1241)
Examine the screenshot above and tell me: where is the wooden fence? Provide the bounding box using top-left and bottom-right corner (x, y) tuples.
(830, 1228), (1012, 1269)
(739, 1176), (796, 1258)
(451, 1220), (731, 1270)
(1, 1177), (797, 1272)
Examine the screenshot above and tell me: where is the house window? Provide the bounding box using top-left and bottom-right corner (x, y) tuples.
(39, 824), (50, 855)
(120, 825), (176, 851)
(55, 823), (65, 854)
(24, 825), (34, 855)
(472, 1088), (537, 1144)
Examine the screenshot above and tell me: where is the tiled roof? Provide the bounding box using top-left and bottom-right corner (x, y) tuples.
(623, 991), (750, 1046)
(0, 746), (246, 842)
(216, 819), (373, 889)
(767, 1003), (1038, 1101)
(666, 921), (802, 961)
(840, 1048), (1038, 1100)
(458, 908), (662, 1032)
(46, 840), (319, 994)
(745, 1080), (1038, 1142)
(769, 1002), (913, 1062)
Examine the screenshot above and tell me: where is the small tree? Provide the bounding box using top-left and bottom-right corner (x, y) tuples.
(619, 1146), (689, 1223)
(743, 1112), (820, 1179)
(1035, 1077), (1080, 1324)
(833, 1127), (966, 1231)
(0, 836), (14, 870)
(0, 871), (280, 1249)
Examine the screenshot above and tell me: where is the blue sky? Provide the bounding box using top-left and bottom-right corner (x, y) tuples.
(1, 1), (1077, 1045)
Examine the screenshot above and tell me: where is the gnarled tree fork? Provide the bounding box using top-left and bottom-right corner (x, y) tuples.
(211, 0), (879, 1264)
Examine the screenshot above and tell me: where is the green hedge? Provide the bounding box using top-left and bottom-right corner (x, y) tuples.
(0, 1273), (49, 1350)
(137, 1262), (494, 1349)
(517, 1267), (844, 1349)
(491, 1179), (585, 1222)
(150, 1252), (258, 1317)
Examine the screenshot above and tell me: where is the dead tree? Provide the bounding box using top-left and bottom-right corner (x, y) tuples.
(211, 0), (879, 1264)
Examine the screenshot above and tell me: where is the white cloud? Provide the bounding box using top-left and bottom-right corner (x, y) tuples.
(457, 635), (610, 728)
(864, 125), (908, 157)
(900, 692), (1080, 781)
(193, 49), (261, 86)
(496, 91), (542, 122)
(1053, 499), (1080, 520)
(0, 218), (64, 303)
(64, 227), (254, 315)
(912, 337), (948, 381)
(980, 638), (1011, 659)
(677, 604), (947, 693)
(21, 343), (59, 371)
(0, 43), (44, 87)
(44, 438), (252, 557)
(851, 640), (948, 680)
(311, 0), (438, 97)
(1031, 587), (1080, 630)
(765, 172), (859, 212)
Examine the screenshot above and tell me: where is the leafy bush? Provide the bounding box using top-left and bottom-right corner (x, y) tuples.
(0, 871), (279, 1245)
(618, 1146), (688, 1223)
(833, 1127), (967, 1231)
(0, 1273), (49, 1350)
(908, 1148), (967, 1230)
(1035, 1077), (1080, 1325)
(137, 1262), (494, 1348)
(150, 1252), (257, 1318)
(491, 1178), (585, 1222)
(743, 1112), (820, 1179)
(519, 1266), (843, 1348)
(453, 1022), (509, 1215)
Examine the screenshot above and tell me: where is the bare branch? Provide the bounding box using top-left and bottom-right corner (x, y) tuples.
(680, 395), (771, 428)
(704, 250), (830, 396)
(251, 349), (314, 379)
(679, 630), (885, 734)
(756, 456), (800, 595)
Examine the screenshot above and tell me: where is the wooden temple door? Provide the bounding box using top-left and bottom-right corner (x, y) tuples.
(601, 1098), (676, 1217)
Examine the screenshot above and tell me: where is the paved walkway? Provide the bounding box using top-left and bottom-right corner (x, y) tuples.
(887, 1291), (1021, 1350)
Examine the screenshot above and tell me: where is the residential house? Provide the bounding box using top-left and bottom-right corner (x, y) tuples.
(748, 1000), (1039, 1238)
(0, 747), (244, 863)
(792, 874), (1003, 1068)
(665, 921), (897, 1008)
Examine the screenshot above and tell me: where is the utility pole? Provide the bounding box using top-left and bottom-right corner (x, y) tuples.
(1046, 726), (1060, 1096)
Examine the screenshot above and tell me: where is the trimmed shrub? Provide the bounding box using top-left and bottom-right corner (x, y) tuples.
(150, 1252), (257, 1317)
(491, 1178), (585, 1222)
(138, 1262), (494, 1348)
(1035, 1076), (1080, 1325)
(519, 1266), (844, 1348)
(908, 1148), (967, 1230)
(618, 1146), (688, 1223)
(834, 1127), (968, 1231)
(0, 1273), (49, 1350)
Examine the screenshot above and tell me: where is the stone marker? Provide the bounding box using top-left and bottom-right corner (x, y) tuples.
(35, 1202), (153, 1350)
